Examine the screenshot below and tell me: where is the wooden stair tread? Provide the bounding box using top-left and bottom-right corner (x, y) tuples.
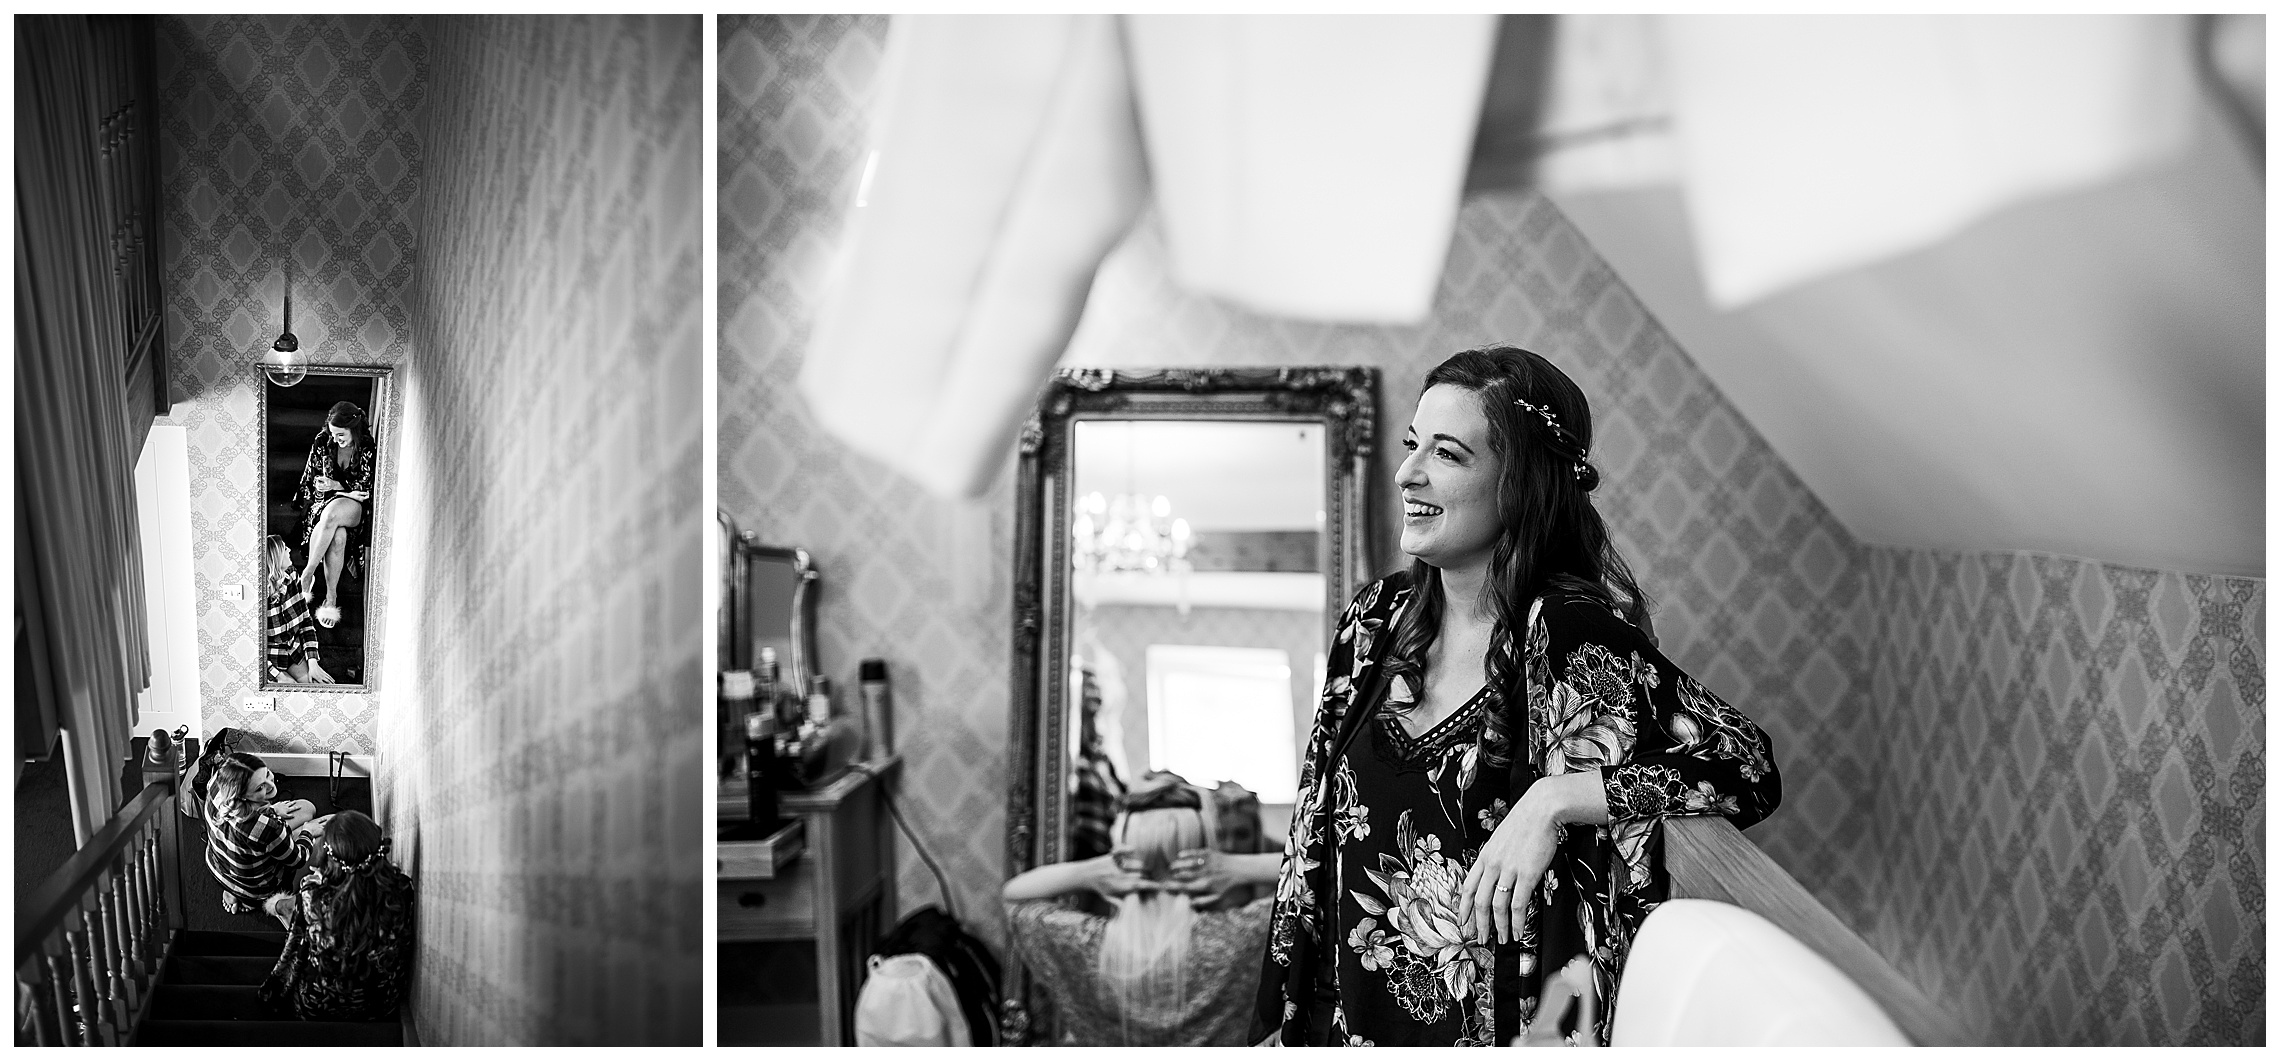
(134, 1018), (403, 1047)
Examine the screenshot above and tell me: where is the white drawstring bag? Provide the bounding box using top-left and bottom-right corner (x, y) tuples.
(854, 953), (973, 1047)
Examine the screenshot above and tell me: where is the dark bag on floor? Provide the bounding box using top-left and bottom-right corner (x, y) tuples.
(870, 905), (1001, 1047)
(181, 727), (246, 825)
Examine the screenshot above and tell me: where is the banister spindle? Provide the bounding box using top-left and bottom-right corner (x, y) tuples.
(63, 927), (100, 1045)
(82, 893), (125, 1040)
(96, 875), (135, 1016)
(120, 839), (147, 974)
(22, 962), (61, 1046)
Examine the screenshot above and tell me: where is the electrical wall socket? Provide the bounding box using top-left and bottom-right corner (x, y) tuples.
(242, 695), (274, 712)
(222, 583), (246, 602)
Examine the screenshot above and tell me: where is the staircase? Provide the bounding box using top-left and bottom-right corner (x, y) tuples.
(16, 736), (404, 1047)
(131, 931), (401, 1046)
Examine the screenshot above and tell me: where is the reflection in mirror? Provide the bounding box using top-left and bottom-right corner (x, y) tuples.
(262, 367), (389, 689)
(1067, 420), (1325, 854)
(1007, 366), (1376, 1045)
(749, 550), (805, 686)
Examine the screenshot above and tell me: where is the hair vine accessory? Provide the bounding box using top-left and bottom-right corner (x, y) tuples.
(1512, 395), (1592, 482)
(324, 837), (392, 876)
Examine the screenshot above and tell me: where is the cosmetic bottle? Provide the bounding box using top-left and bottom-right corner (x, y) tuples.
(743, 712), (781, 833)
(719, 670), (755, 779)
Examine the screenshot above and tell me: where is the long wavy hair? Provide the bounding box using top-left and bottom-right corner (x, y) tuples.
(1382, 346), (1651, 712)
(1096, 786), (1212, 1043)
(204, 753), (270, 824)
(320, 401), (374, 456)
(308, 811), (410, 954)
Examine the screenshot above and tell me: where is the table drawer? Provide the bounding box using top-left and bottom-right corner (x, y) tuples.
(720, 863), (817, 941)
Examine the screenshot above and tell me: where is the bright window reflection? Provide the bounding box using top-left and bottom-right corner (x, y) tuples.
(1145, 644), (1299, 803)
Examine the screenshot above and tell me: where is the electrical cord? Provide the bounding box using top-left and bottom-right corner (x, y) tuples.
(846, 761), (959, 923)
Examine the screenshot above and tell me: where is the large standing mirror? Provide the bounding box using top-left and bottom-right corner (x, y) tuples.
(260, 366), (391, 690)
(1004, 366), (1377, 1042)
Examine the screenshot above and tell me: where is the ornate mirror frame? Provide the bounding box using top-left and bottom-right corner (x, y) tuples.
(255, 363), (396, 693)
(1002, 366), (1377, 1043)
(742, 534), (819, 698)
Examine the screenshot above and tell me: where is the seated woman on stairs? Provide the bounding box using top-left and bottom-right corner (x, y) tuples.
(203, 753), (321, 921)
(260, 811), (415, 1022)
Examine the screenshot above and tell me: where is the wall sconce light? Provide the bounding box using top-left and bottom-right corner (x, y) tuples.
(261, 271), (307, 388)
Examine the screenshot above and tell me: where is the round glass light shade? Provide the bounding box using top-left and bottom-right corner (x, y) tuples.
(262, 335), (306, 387)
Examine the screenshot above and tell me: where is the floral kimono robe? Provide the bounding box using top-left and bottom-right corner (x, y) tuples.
(1252, 570), (1781, 1046)
(293, 435), (376, 556)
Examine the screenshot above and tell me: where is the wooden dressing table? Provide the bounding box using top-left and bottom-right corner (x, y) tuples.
(717, 756), (899, 1046)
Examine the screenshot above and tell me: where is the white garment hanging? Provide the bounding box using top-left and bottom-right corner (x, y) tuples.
(797, 15), (1499, 499)
(797, 15), (1150, 500)
(1124, 15), (1498, 323)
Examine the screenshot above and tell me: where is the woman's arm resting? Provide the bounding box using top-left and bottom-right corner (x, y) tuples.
(1003, 854), (1145, 902)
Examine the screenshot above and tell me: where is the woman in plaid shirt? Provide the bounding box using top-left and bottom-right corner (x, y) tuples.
(264, 536), (334, 684)
(203, 752), (321, 920)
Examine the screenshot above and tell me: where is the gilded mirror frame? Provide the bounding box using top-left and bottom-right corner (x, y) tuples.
(1002, 366), (1377, 1043)
(255, 363), (395, 693)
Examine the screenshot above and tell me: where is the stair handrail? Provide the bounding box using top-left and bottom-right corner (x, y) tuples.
(1659, 814), (1969, 1046)
(14, 747), (185, 1046)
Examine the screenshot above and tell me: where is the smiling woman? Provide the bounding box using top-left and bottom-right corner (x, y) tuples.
(1254, 346), (1783, 1047)
(261, 367), (392, 690)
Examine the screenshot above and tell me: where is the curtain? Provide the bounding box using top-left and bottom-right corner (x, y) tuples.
(16, 14), (155, 840)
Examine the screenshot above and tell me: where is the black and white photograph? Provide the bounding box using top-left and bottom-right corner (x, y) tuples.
(719, 13), (2263, 1049)
(16, 13), (703, 1045)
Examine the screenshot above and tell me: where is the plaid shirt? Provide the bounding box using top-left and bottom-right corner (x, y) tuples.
(265, 576), (320, 672)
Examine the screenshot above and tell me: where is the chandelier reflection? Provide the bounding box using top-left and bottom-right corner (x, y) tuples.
(1071, 491), (1192, 576)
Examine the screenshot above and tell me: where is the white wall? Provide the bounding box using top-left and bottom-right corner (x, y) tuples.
(132, 425), (202, 739)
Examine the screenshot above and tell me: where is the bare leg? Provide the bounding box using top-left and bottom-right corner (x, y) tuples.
(300, 497), (364, 607)
(321, 528), (349, 610)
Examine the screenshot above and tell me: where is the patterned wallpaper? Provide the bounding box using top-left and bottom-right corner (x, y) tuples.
(1859, 548), (2265, 1046)
(1078, 603), (1324, 789)
(374, 15), (702, 1045)
(156, 14), (428, 754)
(721, 13), (1884, 954)
(721, 14), (1027, 951)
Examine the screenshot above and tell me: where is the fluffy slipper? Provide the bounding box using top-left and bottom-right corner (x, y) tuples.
(316, 604), (341, 628)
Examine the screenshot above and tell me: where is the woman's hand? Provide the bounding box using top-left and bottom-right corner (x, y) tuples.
(1168, 849), (1283, 910)
(1456, 770), (1610, 945)
(1088, 851), (1158, 900)
(1457, 800), (1560, 945)
(1167, 848), (1240, 909)
(306, 661), (336, 684)
(276, 799), (317, 830)
(313, 475), (342, 493)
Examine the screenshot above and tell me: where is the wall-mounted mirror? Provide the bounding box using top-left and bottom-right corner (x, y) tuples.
(1004, 366), (1377, 1042)
(260, 366), (391, 690)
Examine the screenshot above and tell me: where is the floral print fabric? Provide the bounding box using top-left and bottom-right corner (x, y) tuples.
(1252, 572), (1781, 1046)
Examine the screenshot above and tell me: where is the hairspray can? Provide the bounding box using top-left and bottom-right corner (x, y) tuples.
(858, 658), (893, 760)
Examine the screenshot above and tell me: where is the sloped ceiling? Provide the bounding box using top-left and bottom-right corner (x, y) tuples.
(1550, 101), (2264, 577)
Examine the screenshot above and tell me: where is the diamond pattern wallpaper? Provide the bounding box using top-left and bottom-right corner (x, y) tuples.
(720, 13), (1883, 956)
(372, 15), (703, 1046)
(156, 14), (428, 754)
(1860, 549), (2265, 1045)
(720, 16), (2263, 1044)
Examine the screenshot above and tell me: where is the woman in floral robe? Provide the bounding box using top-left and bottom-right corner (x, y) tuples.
(1252, 347), (1781, 1046)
